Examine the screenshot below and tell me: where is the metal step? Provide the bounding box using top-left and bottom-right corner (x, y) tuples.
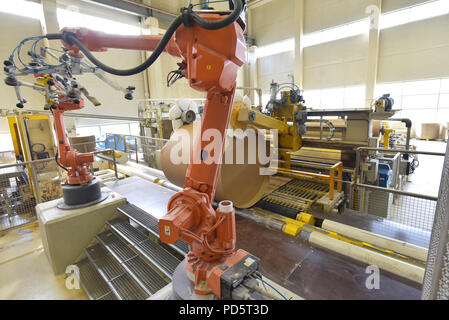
(97, 230), (169, 295)
(77, 258), (117, 300)
(108, 218), (181, 279)
(97, 230), (138, 263)
(85, 243), (149, 300)
(117, 203), (189, 256)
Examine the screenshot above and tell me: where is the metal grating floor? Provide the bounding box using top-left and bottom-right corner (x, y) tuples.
(108, 218), (148, 244)
(124, 256), (169, 294)
(108, 218), (180, 279)
(85, 244), (125, 281)
(97, 231), (138, 263)
(117, 203), (189, 256)
(77, 258), (117, 300)
(97, 229), (169, 296)
(85, 243), (150, 300)
(118, 203), (159, 236)
(136, 239), (179, 278)
(110, 273), (149, 300)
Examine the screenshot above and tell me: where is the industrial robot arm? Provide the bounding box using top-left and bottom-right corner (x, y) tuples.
(4, 44), (135, 188)
(51, 1), (257, 299)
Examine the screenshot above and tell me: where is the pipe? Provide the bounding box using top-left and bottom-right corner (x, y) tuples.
(116, 163), (181, 192)
(308, 231), (425, 284)
(119, 0), (177, 17)
(387, 118), (412, 156)
(321, 220), (428, 262)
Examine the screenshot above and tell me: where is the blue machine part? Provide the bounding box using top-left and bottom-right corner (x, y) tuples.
(102, 135), (136, 152)
(378, 163), (393, 188)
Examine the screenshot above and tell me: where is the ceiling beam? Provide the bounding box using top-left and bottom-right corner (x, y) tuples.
(82, 0), (176, 23)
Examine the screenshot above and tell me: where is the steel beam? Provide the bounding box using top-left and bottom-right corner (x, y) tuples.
(82, 0), (176, 23)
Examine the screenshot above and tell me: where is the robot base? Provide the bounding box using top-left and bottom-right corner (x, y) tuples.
(58, 178), (109, 210)
(171, 259), (217, 300)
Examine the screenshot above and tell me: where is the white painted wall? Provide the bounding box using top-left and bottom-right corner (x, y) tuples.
(0, 12), (46, 132)
(303, 34), (369, 90)
(304, 0), (376, 33)
(252, 0), (449, 117)
(378, 14), (449, 83)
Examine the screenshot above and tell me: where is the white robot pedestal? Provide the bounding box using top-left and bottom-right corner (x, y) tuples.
(36, 187), (127, 275)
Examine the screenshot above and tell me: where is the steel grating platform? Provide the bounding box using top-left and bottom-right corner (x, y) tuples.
(117, 203), (189, 256)
(108, 218), (181, 279)
(77, 258), (117, 300)
(97, 231), (138, 263)
(109, 273), (149, 300)
(97, 230), (169, 295)
(85, 243), (149, 300)
(124, 256), (169, 294)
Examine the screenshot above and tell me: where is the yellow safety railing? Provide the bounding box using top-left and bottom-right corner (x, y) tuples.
(272, 161), (343, 200)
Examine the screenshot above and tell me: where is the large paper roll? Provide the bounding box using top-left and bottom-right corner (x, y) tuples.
(161, 123), (270, 208)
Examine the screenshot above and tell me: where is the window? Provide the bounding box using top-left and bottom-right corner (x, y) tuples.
(375, 77), (449, 124)
(303, 19), (369, 48)
(380, 0), (449, 30)
(57, 8), (141, 36)
(77, 126), (101, 139)
(0, 0), (43, 20)
(255, 38), (295, 59)
(0, 133), (14, 152)
(130, 123), (141, 136)
(305, 86), (366, 110)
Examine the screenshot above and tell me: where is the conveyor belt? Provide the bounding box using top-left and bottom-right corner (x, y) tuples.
(108, 218), (180, 279)
(118, 203), (189, 256)
(256, 179), (330, 217)
(77, 258), (117, 300)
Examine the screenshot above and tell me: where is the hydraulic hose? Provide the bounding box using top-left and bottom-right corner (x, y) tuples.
(190, 0), (243, 30)
(45, 0), (244, 77)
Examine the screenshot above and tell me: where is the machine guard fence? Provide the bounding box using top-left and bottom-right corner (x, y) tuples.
(348, 147), (446, 248)
(0, 149), (119, 232)
(104, 133), (168, 169)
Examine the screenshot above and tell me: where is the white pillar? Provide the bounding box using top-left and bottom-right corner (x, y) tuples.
(142, 16), (165, 100)
(293, 0), (305, 89)
(365, 0), (382, 108)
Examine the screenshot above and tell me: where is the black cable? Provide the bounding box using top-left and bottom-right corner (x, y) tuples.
(167, 70), (184, 87)
(44, 1), (244, 77)
(190, 0), (243, 30)
(55, 151), (68, 172)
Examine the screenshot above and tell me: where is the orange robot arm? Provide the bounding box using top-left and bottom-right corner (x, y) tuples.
(62, 27), (182, 58)
(52, 96), (95, 185)
(61, 6), (257, 298)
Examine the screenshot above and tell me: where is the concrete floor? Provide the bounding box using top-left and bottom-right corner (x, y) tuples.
(0, 222), (88, 300)
(406, 139), (447, 197)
